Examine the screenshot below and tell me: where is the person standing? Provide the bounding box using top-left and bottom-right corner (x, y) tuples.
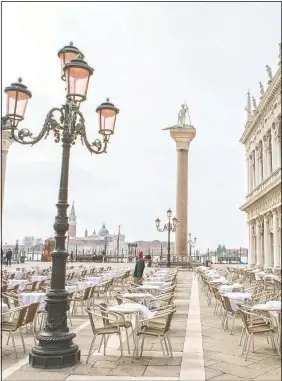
(6, 248), (12, 266)
(70, 250), (74, 262)
(133, 251), (145, 284)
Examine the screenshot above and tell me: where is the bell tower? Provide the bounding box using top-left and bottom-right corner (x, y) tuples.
(68, 201), (77, 238)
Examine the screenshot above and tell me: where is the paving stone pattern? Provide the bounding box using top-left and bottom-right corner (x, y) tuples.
(200, 282), (281, 380)
(2, 267), (192, 380)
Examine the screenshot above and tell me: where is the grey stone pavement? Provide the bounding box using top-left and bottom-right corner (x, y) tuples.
(1, 263), (281, 380)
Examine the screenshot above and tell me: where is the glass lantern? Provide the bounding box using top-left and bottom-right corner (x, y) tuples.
(4, 78), (32, 128)
(96, 98), (119, 136)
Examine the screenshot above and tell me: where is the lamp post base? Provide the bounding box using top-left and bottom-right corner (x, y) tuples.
(29, 332), (80, 369)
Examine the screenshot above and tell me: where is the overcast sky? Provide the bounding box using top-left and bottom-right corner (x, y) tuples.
(2, 2), (281, 251)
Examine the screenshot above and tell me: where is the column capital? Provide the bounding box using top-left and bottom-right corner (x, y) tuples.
(169, 126), (196, 151)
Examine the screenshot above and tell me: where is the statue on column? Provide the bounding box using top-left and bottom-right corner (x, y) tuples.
(177, 102), (191, 127)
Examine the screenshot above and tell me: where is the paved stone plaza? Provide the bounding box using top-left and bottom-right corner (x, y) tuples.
(1, 263), (281, 380)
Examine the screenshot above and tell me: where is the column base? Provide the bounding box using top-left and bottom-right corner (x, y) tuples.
(29, 332), (80, 369)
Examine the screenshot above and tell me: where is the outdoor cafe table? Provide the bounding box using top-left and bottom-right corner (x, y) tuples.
(107, 303), (156, 359)
(20, 292), (46, 310)
(30, 275), (48, 282)
(76, 281), (102, 292)
(8, 279), (28, 290)
(223, 292), (252, 311)
(218, 283), (244, 293)
(252, 301), (281, 359)
(85, 276), (103, 284)
(122, 293), (159, 308)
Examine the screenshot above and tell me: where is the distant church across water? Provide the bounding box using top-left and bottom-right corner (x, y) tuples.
(67, 202), (127, 256)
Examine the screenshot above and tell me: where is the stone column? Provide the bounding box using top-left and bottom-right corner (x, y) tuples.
(1, 130), (13, 211)
(263, 131), (271, 178)
(248, 220), (255, 265)
(246, 155), (251, 193)
(263, 214), (270, 266)
(254, 147), (260, 187)
(272, 209), (279, 267)
(169, 127), (196, 259)
(256, 218), (263, 266)
(249, 152), (255, 191)
(271, 128), (276, 170)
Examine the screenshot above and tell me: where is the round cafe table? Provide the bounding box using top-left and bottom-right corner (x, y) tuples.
(252, 301), (281, 358)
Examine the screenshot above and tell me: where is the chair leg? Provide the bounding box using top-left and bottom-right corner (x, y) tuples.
(98, 335), (104, 353)
(11, 332), (18, 359)
(86, 335), (97, 364)
(239, 327), (245, 346)
(163, 336), (170, 355)
(252, 335), (255, 353)
(118, 331), (124, 362)
(230, 314), (236, 335)
(159, 336), (167, 365)
(140, 335), (145, 357)
(7, 332), (11, 345)
(19, 328), (26, 352)
(125, 328), (130, 354)
(244, 334), (252, 361)
(166, 333), (173, 357)
(103, 335), (107, 355)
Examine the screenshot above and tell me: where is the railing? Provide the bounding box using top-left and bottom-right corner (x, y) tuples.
(246, 167), (281, 201)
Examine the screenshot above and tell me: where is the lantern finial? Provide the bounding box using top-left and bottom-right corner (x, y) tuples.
(70, 41), (73, 46)
(18, 77), (22, 83)
(106, 97), (110, 102)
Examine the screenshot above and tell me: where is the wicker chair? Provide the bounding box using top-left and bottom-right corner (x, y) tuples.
(85, 307), (125, 363)
(237, 307), (276, 360)
(136, 307), (176, 364)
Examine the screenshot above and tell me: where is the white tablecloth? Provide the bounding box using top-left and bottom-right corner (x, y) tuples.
(224, 292), (252, 311)
(65, 285), (79, 294)
(30, 275), (48, 282)
(122, 292), (159, 308)
(76, 281), (98, 291)
(108, 303), (156, 319)
(8, 279), (28, 291)
(252, 300), (281, 317)
(21, 292), (46, 310)
(219, 283), (243, 293)
(85, 276), (103, 284)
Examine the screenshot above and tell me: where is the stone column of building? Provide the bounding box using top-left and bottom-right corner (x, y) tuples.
(255, 147), (260, 187)
(256, 218), (263, 266)
(250, 152), (255, 191)
(264, 132), (272, 178)
(1, 130), (13, 212)
(263, 214), (270, 266)
(169, 127), (196, 259)
(271, 128), (276, 170)
(246, 155), (251, 193)
(248, 220), (255, 265)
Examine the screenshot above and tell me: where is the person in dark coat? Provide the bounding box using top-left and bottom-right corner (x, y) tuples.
(133, 251), (145, 284)
(6, 248), (12, 266)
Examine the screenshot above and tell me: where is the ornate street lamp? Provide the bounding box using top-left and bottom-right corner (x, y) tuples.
(1, 42), (119, 369)
(188, 232), (197, 259)
(155, 209), (178, 267)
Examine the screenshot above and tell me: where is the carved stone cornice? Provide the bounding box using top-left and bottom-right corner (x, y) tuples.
(240, 67), (281, 144)
(241, 186), (281, 221)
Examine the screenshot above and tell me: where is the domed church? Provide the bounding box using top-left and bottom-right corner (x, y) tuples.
(67, 202), (126, 257)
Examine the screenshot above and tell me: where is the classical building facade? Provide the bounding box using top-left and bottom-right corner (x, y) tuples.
(67, 202), (127, 256)
(240, 45), (281, 267)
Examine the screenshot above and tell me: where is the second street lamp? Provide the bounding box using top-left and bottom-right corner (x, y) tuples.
(1, 42), (119, 369)
(155, 209), (178, 267)
(188, 233), (197, 259)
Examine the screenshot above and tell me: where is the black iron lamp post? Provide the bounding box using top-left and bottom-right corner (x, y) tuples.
(155, 209), (178, 267)
(1, 42), (119, 369)
(188, 233), (197, 259)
